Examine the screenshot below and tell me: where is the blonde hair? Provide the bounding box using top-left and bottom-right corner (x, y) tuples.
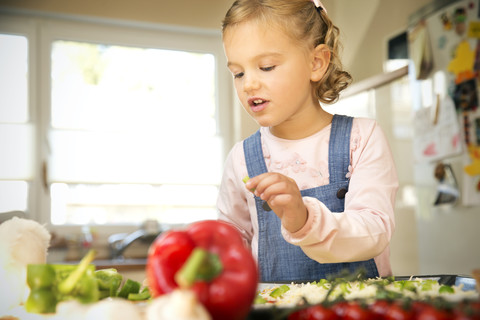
(222, 0), (351, 104)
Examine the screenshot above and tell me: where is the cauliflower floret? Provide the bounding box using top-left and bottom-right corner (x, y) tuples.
(146, 289), (211, 320)
(84, 298), (143, 320)
(0, 217), (51, 312)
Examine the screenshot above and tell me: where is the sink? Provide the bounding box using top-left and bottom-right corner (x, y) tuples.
(94, 258), (147, 268)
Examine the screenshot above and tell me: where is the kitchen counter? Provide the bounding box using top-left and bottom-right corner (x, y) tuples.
(93, 258), (146, 272)
(94, 259), (147, 283)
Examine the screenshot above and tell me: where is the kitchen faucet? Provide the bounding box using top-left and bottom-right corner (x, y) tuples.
(108, 220), (161, 260)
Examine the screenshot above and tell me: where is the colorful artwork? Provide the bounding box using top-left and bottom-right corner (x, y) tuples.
(413, 96), (462, 163)
(448, 40), (476, 83)
(412, 0), (480, 205)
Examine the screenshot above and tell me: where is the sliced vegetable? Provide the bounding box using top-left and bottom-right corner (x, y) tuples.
(270, 284), (290, 298)
(58, 249), (96, 295)
(243, 175), (256, 192)
(254, 294), (267, 304)
(27, 264), (55, 289)
(117, 278), (141, 299)
(25, 257), (99, 314)
(25, 249), (150, 314)
(439, 285), (455, 294)
(25, 288), (57, 314)
(95, 268), (123, 297)
(128, 287), (151, 301)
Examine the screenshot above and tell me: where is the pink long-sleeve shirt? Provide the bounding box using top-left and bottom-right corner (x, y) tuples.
(217, 117), (398, 277)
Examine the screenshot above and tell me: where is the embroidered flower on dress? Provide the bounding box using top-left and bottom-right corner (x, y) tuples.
(346, 165), (353, 179)
(273, 160), (284, 170)
(309, 163), (329, 186)
(347, 122), (361, 179)
(291, 153), (306, 173)
(350, 125), (361, 152)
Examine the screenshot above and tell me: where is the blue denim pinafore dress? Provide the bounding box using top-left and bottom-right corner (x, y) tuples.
(243, 114), (379, 282)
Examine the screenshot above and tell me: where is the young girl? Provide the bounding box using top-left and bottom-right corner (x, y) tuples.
(217, 0), (398, 282)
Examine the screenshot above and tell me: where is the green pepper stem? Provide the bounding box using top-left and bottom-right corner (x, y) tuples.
(58, 249), (96, 294)
(175, 248), (222, 288)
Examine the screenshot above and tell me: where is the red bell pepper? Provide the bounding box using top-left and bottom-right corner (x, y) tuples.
(146, 220), (259, 320)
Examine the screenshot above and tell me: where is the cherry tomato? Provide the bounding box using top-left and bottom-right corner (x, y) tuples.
(385, 302), (414, 320)
(343, 302), (372, 320)
(288, 309), (306, 320)
(411, 301), (430, 316)
(331, 301), (350, 319)
(452, 304), (480, 320)
(469, 302), (480, 314)
(416, 305), (451, 320)
(306, 305), (338, 320)
(369, 299), (391, 320)
(288, 305), (338, 320)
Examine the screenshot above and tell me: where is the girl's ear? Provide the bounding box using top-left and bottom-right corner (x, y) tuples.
(310, 44), (330, 82)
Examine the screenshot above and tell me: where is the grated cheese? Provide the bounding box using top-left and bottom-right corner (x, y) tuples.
(256, 277), (479, 308)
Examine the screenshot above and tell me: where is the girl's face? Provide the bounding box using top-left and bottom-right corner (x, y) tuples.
(223, 20), (326, 137)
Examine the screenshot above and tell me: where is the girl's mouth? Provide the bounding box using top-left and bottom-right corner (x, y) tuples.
(248, 98), (269, 112)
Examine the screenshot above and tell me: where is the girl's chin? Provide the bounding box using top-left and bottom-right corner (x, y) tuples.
(252, 117), (275, 127)
(247, 110), (281, 127)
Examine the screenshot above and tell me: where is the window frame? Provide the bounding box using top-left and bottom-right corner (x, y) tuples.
(0, 10), (234, 237)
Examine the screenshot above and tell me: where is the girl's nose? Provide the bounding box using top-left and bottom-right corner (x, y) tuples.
(243, 73), (260, 93)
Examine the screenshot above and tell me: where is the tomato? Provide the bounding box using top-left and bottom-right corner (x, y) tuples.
(411, 301), (430, 316)
(384, 302), (414, 320)
(369, 299), (391, 320)
(288, 305), (338, 320)
(416, 305), (452, 320)
(343, 302), (372, 320)
(306, 305), (338, 320)
(331, 301), (350, 319)
(288, 309), (306, 320)
(452, 302), (480, 320)
(452, 308), (480, 320)
(469, 302), (480, 314)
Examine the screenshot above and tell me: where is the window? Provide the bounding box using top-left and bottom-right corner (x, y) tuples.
(0, 33), (32, 214)
(0, 13), (232, 229)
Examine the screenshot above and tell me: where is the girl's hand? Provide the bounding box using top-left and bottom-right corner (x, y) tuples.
(245, 173), (307, 233)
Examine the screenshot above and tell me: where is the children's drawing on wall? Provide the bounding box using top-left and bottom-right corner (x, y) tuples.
(411, 0), (480, 206)
(446, 3), (480, 206)
(408, 21), (434, 79)
(454, 7), (468, 36)
(413, 95), (462, 163)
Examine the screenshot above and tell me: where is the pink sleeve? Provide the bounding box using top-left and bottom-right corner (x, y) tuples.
(281, 120), (398, 268)
(217, 142), (255, 248)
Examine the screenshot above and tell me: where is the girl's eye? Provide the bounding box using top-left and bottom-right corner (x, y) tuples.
(260, 66), (275, 72)
(233, 72), (244, 79)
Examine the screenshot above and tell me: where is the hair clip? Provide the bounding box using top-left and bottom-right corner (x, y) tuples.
(311, 0), (327, 14)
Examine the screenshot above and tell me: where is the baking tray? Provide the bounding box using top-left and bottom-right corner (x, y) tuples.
(247, 274), (478, 320)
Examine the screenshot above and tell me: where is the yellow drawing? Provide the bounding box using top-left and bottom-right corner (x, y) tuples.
(464, 146), (480, 176)
(448, 40), (475, 83)
(441, 13), (452, 31)
(468, 21), (480, 38)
